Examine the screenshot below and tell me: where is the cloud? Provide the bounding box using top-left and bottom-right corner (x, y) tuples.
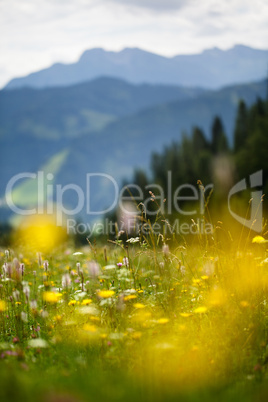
(105, 0), (193, 12)
(0, 0), (267, 87)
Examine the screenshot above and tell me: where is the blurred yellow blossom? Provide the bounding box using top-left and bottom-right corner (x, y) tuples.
(43, 291), (62, 303)
(157, 318), (169, 324)
(82, 299), (92, 305)
(98, 290), (115, 298)
(0, 300), (6, 312)
(83, 324), (97, 333)
(194, 306), (208, 314)
(240, 300), (250, 308)
(133, 303), (146, 309)
(131, 331), (142, 339)
(124, 295), (137, 301)
(201, 275), (209, 280)
(252, 236), (266, 244)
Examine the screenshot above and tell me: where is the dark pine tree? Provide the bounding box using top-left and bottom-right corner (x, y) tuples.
(192, 126), (209, 154)
(211, 116), (229, 155)
(234, 100), (248, 153)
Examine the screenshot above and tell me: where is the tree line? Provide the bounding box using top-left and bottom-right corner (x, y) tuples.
(119, 97), (268, 223)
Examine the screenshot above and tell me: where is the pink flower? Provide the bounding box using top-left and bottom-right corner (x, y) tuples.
(87, 261), (100, 277)
(43, 261), (49, 271)
(62, 273), (71, 288)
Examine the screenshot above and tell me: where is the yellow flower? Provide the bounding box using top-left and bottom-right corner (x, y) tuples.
(194, 306), (208, 314)
(124, 295), (137, 301)
(97, 290), (115, 298)
(83, 324), (97, 333)
(240, 300), (250, 308)
(68, 300), (77, 306)
(90, 316), (100, 321)
(133, 303), (145, 309)
(82, 299), (92, 305)
(201, 275), (209, 280)
(0, 300), (6, 312)
(131, 331), (142, 339)
(157, 318), (169, 324)
(180, 313), (192, 318)
(252, 236), (266, 244)
(100, 333), (107, 339)
(43, 291), (62, 303)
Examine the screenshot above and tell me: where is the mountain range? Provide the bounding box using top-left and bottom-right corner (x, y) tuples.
(4, 45), (268, 90)
(1, 44), (267, 225)
(0, 75), (266, 225)
(0, 78), (203, 141)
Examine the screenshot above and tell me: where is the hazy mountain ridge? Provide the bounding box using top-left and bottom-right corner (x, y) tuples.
(89, 79), (266, 148)
(0, 77), (203, 141)
(0, 77), (266, 223)
(5, 45), (268, 90)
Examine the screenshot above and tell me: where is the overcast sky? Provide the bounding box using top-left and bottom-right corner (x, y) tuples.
(0, 0), (267, 87)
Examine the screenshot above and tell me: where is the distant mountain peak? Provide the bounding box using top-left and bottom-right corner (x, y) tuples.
(120, 47), (141, 52)
(229, 44), (267, 55)
(79, 47), (107, 61)
(4, 45), (268, 90)
(202, 46), (222, 54)
(119, 47), (157, 55)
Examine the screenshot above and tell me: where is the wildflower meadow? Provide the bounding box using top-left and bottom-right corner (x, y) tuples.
(1, 211), (268, 402)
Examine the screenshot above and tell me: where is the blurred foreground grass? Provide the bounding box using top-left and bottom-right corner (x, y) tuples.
(1, 223), (268, 402)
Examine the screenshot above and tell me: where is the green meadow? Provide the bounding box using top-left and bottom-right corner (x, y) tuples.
(1, 215), (268, 402)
